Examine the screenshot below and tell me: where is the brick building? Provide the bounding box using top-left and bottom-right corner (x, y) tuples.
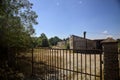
(57, 35), (104, 49)
(69, 35), (96, 49)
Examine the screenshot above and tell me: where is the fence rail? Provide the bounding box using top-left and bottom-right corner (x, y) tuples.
(32, 48), (103, 80)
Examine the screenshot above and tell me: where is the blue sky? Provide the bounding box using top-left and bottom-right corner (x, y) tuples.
(30, 0), (120, 39)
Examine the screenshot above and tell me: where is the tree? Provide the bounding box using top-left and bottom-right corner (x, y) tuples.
(37, 33), (49, 47)
(31, 37), (38, 48)
(49, 36), (62, 46)
(0, 0), (38, 78)
(0, 0), (38, 49)
(0, 0), (38, 51)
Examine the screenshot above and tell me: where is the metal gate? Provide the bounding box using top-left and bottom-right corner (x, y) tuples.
(32, 48), (103, 80)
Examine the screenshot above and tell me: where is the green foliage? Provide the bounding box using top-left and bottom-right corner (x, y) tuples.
(0, 0), (38, 79)
(31, 37), (38, 48)
(49, 36), (62, 46)
(37, 33), (49, 47)
(32, 35), (62, 48)
(0, 0), (38, 49)
(65, 43), (70, 49)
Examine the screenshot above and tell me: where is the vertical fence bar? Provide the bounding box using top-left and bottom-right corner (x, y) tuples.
(66, 49), (68, 80)
(55, 49), (59, 80)
(39, 48), (41, 71)
(51, 49), (53, 66)
(41, 48), (42, 78)
(57, 49), (59, 67)
(90, 52), (91, 80)
(73, 50), (75, 80)
(37, 48), (39, 75)
(52, 49), (55, 79)
(100, 51), (102, 80)
(63, 49), (64, 79)
(54, 49), (56, 80)
(48, 48), (51, 79)
(40, 48), (42, 78)
(37, 48), (38, 75)
(69, 50), (71, 80)
(56, 49), (58, 79)
(42, 48), (44, 79)
(60, 49), (62, 79)
(47, 48), (49, 80)
(95, 52), (96, 80)
(50, 48), (52, 79)
(81, 51), (82, 80)
(49, 49), (51, 79)
(40, 48), (42, 62)
(44, 48), (46, 79)
(77, 51), (78, 80)
(32, 48), (34, 77)
(47, 48), (48, 80)
(38, 48), (40, 78)
(44, 48), (48, 80)
(85, 51), (87, 80)
(57, 49), (59, 79)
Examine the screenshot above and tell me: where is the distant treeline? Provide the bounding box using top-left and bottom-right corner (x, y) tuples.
(32, 36), (120, 49)
(32, 33), (69, 48)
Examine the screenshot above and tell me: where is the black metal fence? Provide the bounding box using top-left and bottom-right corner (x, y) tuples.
(15, 49), (33, 79)
(32, 48), (103, 80)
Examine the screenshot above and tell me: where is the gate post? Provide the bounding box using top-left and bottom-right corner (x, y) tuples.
(102, 38), (119, 80)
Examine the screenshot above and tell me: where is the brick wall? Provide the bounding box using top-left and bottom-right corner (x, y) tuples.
(69, 35), (96, 49)
(102, 38), (119, 80)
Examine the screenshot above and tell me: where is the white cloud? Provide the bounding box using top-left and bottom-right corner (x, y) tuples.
(102, 30), (108, 34)
(102, 30), (113, 38)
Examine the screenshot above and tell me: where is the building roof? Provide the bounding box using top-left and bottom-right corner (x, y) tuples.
(101, 37), (117, 43)
(70, 35), (91, 40)
(70, 35), (83, 39)
(93, 39), (105, 41)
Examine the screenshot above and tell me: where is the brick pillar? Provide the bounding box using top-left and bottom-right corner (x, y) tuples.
(102, 38), (119, 80)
